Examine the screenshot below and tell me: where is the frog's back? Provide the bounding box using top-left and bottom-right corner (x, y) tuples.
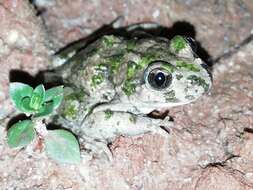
(55, 35), (131, 123)
(59, 35), (170, 101)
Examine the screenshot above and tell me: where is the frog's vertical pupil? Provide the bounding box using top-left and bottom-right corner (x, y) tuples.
(155, 72), (166, 87)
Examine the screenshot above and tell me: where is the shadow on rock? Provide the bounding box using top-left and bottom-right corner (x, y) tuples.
(9, 70), (43, 88)
(6, 114), (29, 130)
(9, 69), (62, 89)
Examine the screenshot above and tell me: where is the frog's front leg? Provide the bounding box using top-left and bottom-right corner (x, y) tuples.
(79, 133), (114, 161)
(79, 111), (172, 160)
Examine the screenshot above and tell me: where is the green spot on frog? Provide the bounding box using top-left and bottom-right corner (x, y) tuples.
(161, 64), (175, 73)
(138, 56), (152, 68)
(64, 89), (86, 102)
(127, 61), (142, 78)
(108, 54), (124, 74)
(91, 73), (104, 87)
(96, 54), (124, 75)
(122, 80), (136, 96)
(170, 35), (187, 53)
(187, 75), (209, 92)
(127, 40), (136, 52)
(62, 90), (84, 119)
(104, 109), (113, 120)
(122, 55), (154, 96)
(127, 55), (152, 78)
(62, 103), (78, 120)
(65, 93), (77, 101)
(176, 60), (200, 72)
(102, 36), (117, 48)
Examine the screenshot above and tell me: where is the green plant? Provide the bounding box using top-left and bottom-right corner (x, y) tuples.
(7, 82), (81, 164)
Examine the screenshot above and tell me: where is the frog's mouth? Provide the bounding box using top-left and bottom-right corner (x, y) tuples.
(94, 99), (182, 114)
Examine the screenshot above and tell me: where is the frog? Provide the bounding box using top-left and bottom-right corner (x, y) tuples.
(47, 32), (212, 160)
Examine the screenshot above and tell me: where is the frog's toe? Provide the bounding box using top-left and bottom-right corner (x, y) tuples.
(159, 116), (174, 127)
(152, 116), (173, 138)
(82, 139), (113, 161)
(97, 143), (113, 161)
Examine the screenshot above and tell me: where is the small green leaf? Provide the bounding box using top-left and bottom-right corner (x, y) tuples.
(170, 35), (187, 53)
(20, 97), (35, 113)
(29, 84), (45, 110)
(7, 120), (35, 148)
(9, 82), (33, 113)
(34, 102), (54, 118)
(45, 86), (64, 110)
(45, 129), (81, 164)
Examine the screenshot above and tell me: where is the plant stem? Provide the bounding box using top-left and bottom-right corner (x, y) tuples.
(34, 119), (48, 137)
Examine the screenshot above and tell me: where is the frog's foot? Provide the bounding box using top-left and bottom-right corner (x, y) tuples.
(80, 135), (113, 161)
(158, 116), (173, 130)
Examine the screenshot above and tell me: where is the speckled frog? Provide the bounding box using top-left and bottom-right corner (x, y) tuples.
(49, 34), (212, 159)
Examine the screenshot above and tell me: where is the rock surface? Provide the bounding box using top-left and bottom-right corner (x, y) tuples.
(0, 0), (252, 189)
(0, 0), (50, 120)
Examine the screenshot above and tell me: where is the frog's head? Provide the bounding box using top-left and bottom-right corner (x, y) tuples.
(121, 35), (212, 113)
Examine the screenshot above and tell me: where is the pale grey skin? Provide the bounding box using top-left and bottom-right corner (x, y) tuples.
(50, 34), (212, 159)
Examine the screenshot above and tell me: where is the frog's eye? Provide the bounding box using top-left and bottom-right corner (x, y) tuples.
(148, 69), (172, 89)
(145, 61), (173, 90)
